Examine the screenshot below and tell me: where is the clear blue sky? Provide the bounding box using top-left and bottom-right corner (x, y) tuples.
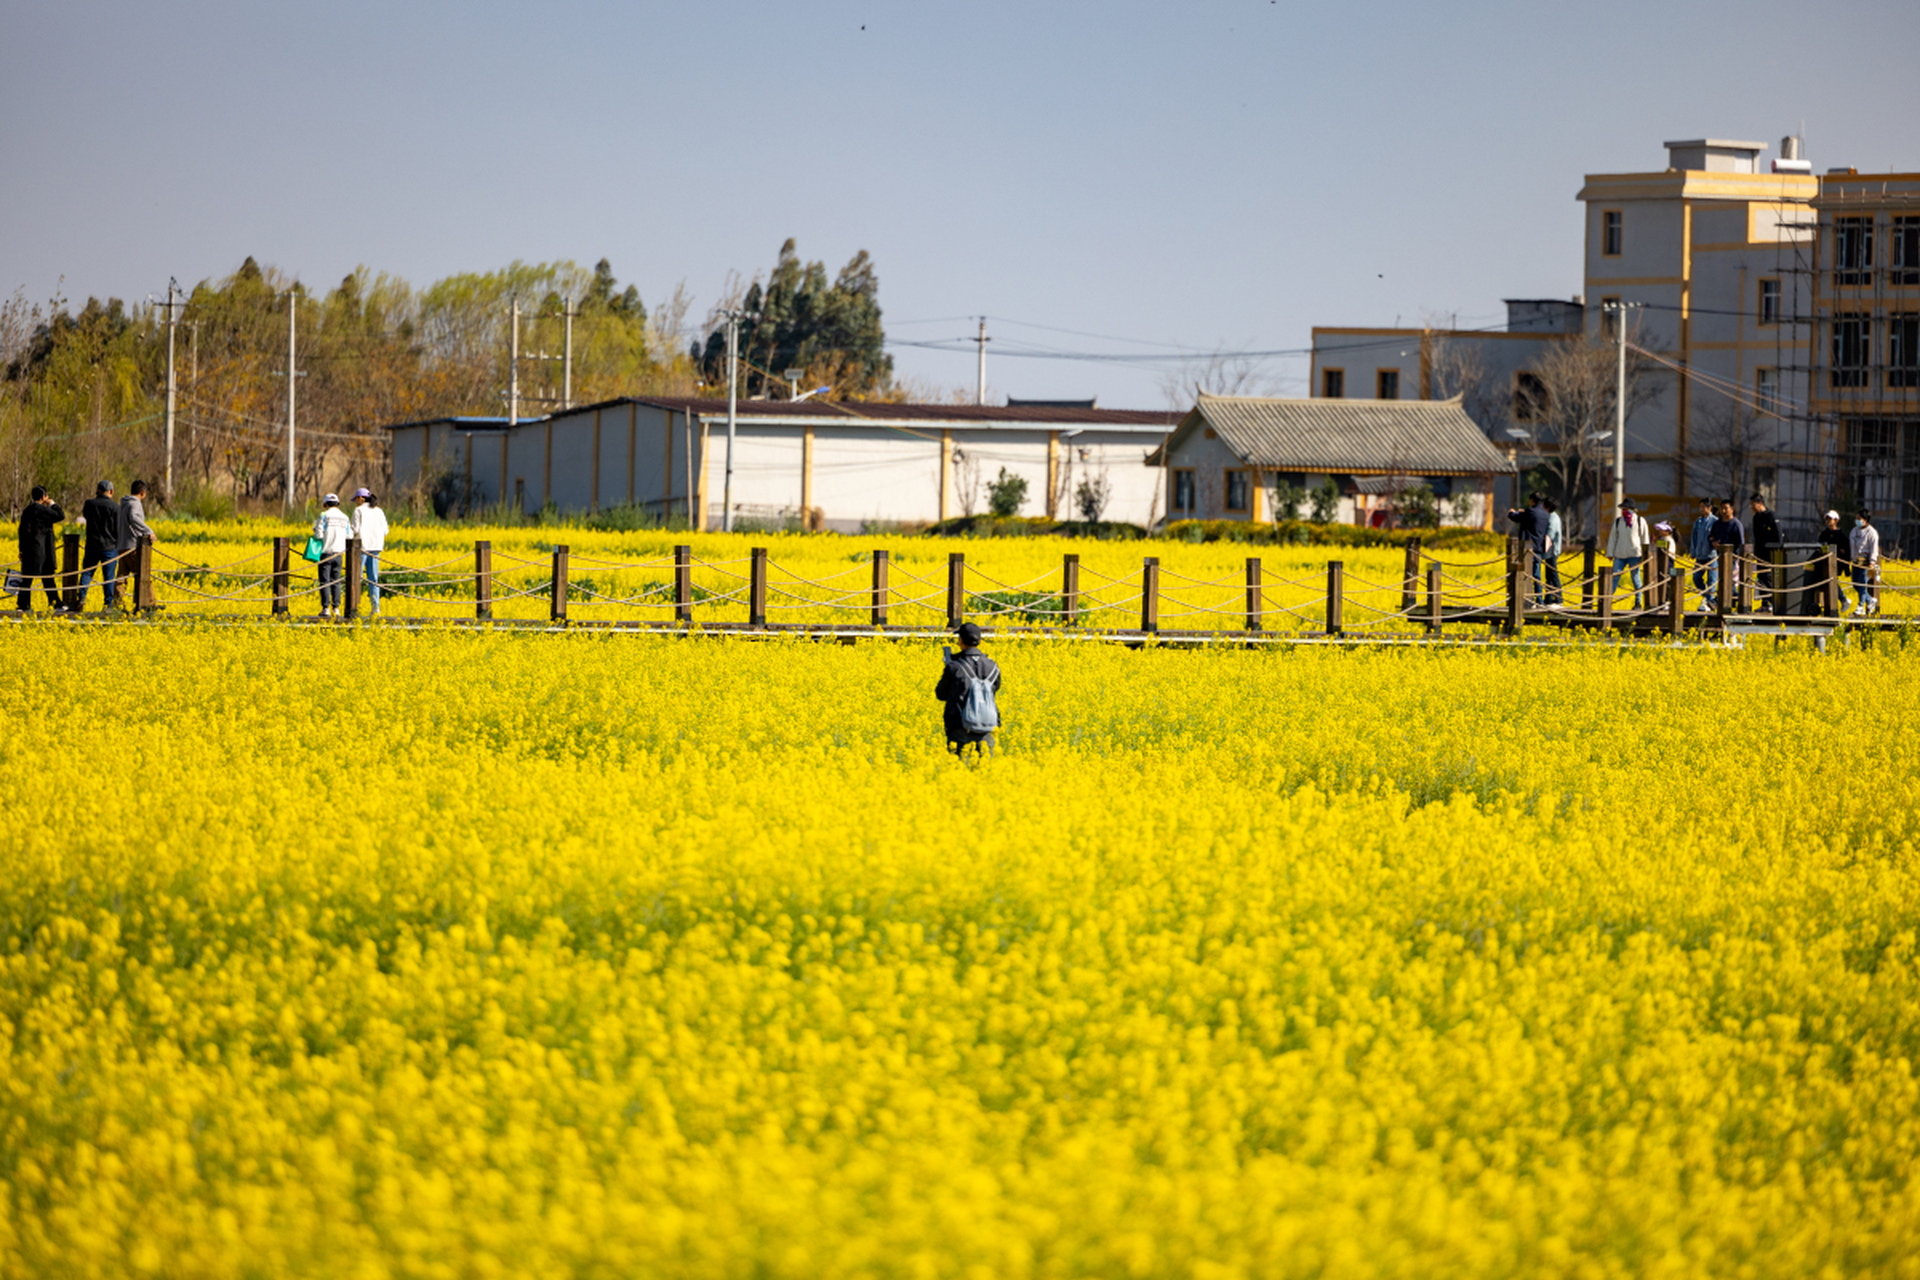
(4, 0), (1914, 406)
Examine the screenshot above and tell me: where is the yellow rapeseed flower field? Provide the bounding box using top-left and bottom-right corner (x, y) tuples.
(2, 617), (1918, 1276)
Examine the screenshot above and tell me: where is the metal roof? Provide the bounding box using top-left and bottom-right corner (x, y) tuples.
(1154, 393), (1513, 476)
(557, 396), (1180, 428)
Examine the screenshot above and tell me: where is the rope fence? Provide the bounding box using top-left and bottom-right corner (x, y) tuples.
(9, 530), (1904, 642)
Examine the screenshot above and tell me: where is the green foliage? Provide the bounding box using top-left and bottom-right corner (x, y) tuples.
(1270, 480), (1306, 521)
(1074, 472), (1112, 523)
(1159, 520), (1502, 552)
(585, 503), (691, 533)
(967, 590), (1070, 624)
(986, 468), (1029, 519)
(699, 238), (894, 397)
(1309, 477), (1341, 524)
(1394, 484), (1441, 529)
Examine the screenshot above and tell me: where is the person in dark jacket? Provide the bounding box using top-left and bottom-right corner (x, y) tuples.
(1749, 493), (1782, 613)
(16, 486), (65, 612)
(935, 621), (1002, 757)
(1816, 509), (1850, 614)
(78, 480), (120, 610)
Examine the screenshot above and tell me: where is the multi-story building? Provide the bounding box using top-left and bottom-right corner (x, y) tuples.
(1578, 138), (1818, 520)
(1798, 172), (1920, 552)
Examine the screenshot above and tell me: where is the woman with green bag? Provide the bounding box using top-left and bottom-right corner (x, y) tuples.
(311, 494), (352, 618)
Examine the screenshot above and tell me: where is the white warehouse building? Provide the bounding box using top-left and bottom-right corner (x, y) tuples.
(387, 397), (1183, 531)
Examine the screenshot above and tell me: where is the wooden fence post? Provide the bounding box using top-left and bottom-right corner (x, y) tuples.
(1646, 545), (1664, 611)
(1245, 556), (1263, 632)
(475, 540), (493, 619)
(1062, 553), (1079, 627)
(272, 537), (290, 615)
(344, 536), (362, 620)
(1738, 554), (1755, 614)
(674, 544), (693, 624)
(134, 538), (154, 612)
(1580, 537), (1597, 609)
(60, 532), (80, 610)
(1507, 548), (1530, 633)
(1668, 561), (1685, 636)
(1140, 557), (1160, 633)
(1597, 566), (1614, 629)
(1770, 547), (1786, 615)
(1401, 537), (1421, 614)
(750, 547), (768, 627)
(947, 553), (965, 628)
(550, 544), (569, 623)
(1325, 560), (1343, 636)
(871, 549), (889, 627)
(1716, 548), (1734, 615)
(1823, 548), (1839, 616)
(1425, 562), (1443, 633)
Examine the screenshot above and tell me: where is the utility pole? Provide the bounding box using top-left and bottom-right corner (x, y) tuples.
(1607, 300), (1639, 510)
(163, 280), (178, 497)
(286, 289), (298, 506)
(713, 306), (761, 533)
(724, 310), (740, 532)
(975, 318), (990, 406)
(509, 296), (521, 426)
(561, 302), (574, 411)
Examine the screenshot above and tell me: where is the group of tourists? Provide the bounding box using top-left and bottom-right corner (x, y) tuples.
(12, 479), (157, 612)
(12, 481), (390, 617)
(310, 489), (388, 618)
(1510, 490), (1884, 617)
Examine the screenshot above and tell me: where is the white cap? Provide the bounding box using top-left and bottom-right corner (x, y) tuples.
(1826, 509), (1840, 520)
(322, 493), (339, 505)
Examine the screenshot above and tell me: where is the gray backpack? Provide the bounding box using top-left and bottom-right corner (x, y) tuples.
(946, 650), (1000, 734)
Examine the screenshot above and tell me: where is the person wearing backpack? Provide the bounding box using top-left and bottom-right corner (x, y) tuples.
(936, 621), (1002, 757)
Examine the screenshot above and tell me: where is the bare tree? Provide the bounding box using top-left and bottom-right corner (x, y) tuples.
(1692, 398), (1767, 505)
(1516, 329), (1667, 538)
(952, 446), (981, 517)
(1157, 347), (1283, 411)
(1427, 338), (1505, 432)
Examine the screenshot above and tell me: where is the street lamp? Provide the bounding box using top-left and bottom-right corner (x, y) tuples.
(783, 367), (804, 400)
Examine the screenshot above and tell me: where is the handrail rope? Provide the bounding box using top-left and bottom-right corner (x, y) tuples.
(764, 582), (874, 606)
(150, 546), (269, 572)
(769, 561), (871, 584)
(561, 553), (681, 571)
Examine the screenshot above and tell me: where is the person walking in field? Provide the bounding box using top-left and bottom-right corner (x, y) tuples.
(312, 493), (352, 619)
(1707, 499), (1747, 611)
(1542, 498), (1565, 606)
(1749, 492), (1782, 613)
(350, 488), (388, 615)
(1817, 509), (1850, 614)
(936, 621), (1001, 758)
(15, 487), (66, 613)
(113, 480), (157, 611)
(1605, 497), (1650, 609)
(1850, 509), (1881, 617)
(77, 480), (120, 611)
(1690, 496), (1718, 605)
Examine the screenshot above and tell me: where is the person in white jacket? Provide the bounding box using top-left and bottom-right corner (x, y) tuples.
(1850, 509), (1882, 616)
(1605, 498), (1651, 610)
(350, 488), (389, 615)
(312, 494), (353, 618)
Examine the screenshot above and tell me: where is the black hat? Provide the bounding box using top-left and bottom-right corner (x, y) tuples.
(955, 621), (984, 645)
(1618, 498), (1636, 510)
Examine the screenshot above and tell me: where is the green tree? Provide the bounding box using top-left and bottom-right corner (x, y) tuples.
(987, 467), (1028, 518)
(699, 239), (893, 398)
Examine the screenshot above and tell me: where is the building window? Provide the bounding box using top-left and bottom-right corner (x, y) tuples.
(1831, 316), (1871, 388)
(1322, 368), (1344, 398)
(1224, 469), (1250, 512)
(1171, 468), (1196, 514)
(1512, 371), (1549, 422)
(1602, 209), (1623, 257)
(1759, 277), (1781, 325)
(1894, 217), (1920, 285)
(1891, 316), (1919, 389)
(1376, 369), (1399, 400)
(1756, 368), (1780, 415)
(1834, 215), (1874, 286)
